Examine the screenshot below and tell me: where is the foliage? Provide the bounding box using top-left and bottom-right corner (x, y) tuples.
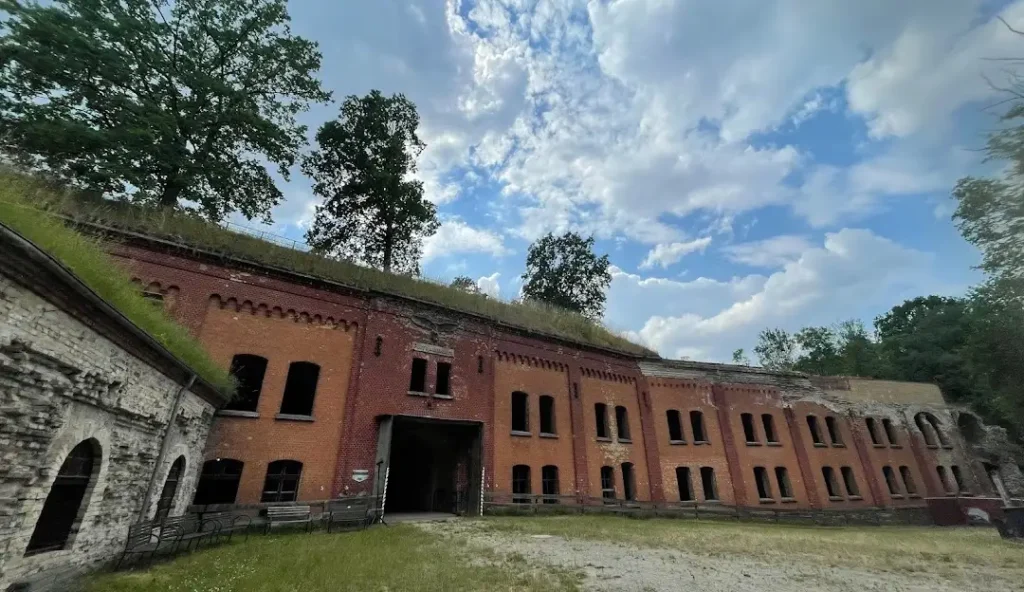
(521, 232), (612, 320)
(1, 170), (654, 356)
(753, 328), (795, 371)
(0, 0), (329, 222)
(0, 175), (233, 392)
(450, 275), (480, 294)
(303, 90), (438, 274)
(731, 348), (750, 366)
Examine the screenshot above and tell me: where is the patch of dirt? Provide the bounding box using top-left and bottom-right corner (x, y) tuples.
(416, 520), (1021, 592)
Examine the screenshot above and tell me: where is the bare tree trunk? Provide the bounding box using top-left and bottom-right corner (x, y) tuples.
(382, 222), (394, 273)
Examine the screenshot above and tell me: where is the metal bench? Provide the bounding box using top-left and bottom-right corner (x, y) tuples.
(265, 505), (313, 534)
(162, 514), (219, 551)
(202, 511), (253, 542)
(116, 521), (181, 569)
(324, 498), (370, 533)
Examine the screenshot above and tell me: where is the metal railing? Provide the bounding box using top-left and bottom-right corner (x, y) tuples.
(220, 220), (310, 252)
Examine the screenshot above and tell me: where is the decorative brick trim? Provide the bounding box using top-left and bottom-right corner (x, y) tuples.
(208, 294), (355, 331)
(579, 367), (637, 384)
(648, 379), (712, 389)
(495, 350), (568, 372)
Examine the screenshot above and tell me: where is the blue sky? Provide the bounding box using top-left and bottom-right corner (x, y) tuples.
(240, 0), (1022, 362)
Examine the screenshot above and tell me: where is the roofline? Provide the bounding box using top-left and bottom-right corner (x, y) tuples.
(639, 359), (809, 379)
(0, 222), (227, 407)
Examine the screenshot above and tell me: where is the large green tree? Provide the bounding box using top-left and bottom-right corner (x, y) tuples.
(0, 0), (329, 221)
(303, 90), (437, 274)
(521, 232), (611, 319)
(753, 328), (795, 371)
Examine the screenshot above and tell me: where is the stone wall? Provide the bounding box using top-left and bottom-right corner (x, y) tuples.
(0, 273), (216, 590)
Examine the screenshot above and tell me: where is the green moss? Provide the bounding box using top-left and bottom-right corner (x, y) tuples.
(2, 171), (654, 356)
(0, 175), (235, 393)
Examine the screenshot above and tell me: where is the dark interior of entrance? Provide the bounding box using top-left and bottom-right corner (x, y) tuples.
(385, 417), (481, 514)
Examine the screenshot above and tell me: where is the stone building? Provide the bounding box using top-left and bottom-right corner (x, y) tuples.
(0, 224), (227, 590)
(105, 224), (1022, 517)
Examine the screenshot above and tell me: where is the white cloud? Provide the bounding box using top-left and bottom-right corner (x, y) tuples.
(722, 235), (813, 268)
(421, 218), (510, 262)
(640, 238), (712, 269)
(477, 272), (501, 298)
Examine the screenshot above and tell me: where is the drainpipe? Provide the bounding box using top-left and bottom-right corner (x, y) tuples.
(139, 374), (196, 522)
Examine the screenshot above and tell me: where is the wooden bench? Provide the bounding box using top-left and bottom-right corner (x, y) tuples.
(265, 505), (313, 534)
(117, 521), (181, 569)
(324, 498), (370, 533)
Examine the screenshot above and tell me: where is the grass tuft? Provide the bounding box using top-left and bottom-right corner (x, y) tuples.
(0, 175), (234, 393)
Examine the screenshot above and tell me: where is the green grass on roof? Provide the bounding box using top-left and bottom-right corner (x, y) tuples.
(0, 174), (235, 393)
(0, 171), (655, 356)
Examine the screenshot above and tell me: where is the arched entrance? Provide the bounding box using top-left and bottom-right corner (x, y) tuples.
(155, 456), (186, 521)
(26, 439), (99, 555)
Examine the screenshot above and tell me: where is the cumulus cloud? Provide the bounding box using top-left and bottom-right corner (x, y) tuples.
(421, 219), (510, 262)
(722, 235), (813, 268)
(477, 272), (501, 298)
(640, 238), (712, 269)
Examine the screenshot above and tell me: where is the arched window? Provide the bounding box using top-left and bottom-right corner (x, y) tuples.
(279, 361), (320, 417)
(600, 466), (616, 499)
(822, 466), (840, 498)
(615, 406), (631, 441)
(26, 439), (99, 555)
(882, 465), (901, 496)
(676, 467), (694, 501)
(841, 467), (860, 497)
(882, 419), (899, 446)
(775, 467), (793, 498)
(754, 466), (772, 499)
(541, 465), (559, 502)
(155, 456), (186, 521)
(539, 395), (556, 435)
(690, 411), (707, 443)
(824, 416), (843, 446)
(762, 414), (778, 443)
(700, 467), (718, 501)
(193, 459), (243, 505)
(595, 403), (610, 439)
(621, 462), (636, 501)
(262, 460), (303, 503)
(512, 465), (531, 503)
(666, 410), (684, 442)
(511, 391), (529, 433)
(741, 413), (758, 444)
(806, 415), (824, 445)
(899, 466), (917, 495)
(225, 354), (268, 412)
(915, 412), (948, 447)
(865, 418), (882, 445)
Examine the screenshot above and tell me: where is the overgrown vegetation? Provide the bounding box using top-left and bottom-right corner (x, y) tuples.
(0, 171), (653, 356)
(86, 527), (582, 592)
(0, 174), (234, 392)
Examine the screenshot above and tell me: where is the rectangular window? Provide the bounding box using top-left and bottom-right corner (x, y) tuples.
(754, 466), (772, 499)
(807, 415), (824, 445)
(511, 391), (529, 433)
(409, 358), (427, 392)
(615, 406), (631, 441)
(866, 418), (881, 445)
(676, 467), (694, 501)
(741, 413), (758, 444)
(539, 395), (556, 435)
(700, 467), (718, 501)
(261, 460), (302, 503)
(595, 403), (610, 439)
(541, 465), (559, 503)
(690, 411), (707, 443)
(225, 354), (268, 413)
(825, 416), (843, 446)
(621, 463), (636, 501)
(899, 466), (917, 495)
(435, 362), (451, 395)
(600, 466), (616, 499)
(279, 361), (320, 416)
(822, 466), (840, 498)
(841, 466), (860, 497)
(951, 465), (967, 493)
(883, 466), (901, 496)
(882, 419), (898, 446)
(512, 465), (531, 503)
(667, 410), (684, 442)
(775, 467), (793, 498)
(937, 466), (953, 494)
(762, 414), (778, 443)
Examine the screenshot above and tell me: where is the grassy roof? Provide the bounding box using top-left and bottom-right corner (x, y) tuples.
(0, 174), (236, 392)
(0, 171), (655, 357)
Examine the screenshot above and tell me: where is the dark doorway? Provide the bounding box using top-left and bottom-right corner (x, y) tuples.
(26, 439), (99, 555)
(382, 416), (482, 514)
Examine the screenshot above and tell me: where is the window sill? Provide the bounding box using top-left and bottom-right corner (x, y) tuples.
(669, 440), (687, 446)
(539, 432), (558, 439)
(812, 442), (827, 448)
(745, 441), (762, 446)
(890, 494), (904, 499)
(758, 498), (776, 504)
(702, 499), (721, 504)
(618, 438), (633, 444)
(408, 390), (429, 397)
(766, 442), (782, 447)
(925, 444), (939, 449)
(848, 495), (863, 501)
(889, 444), (903, 449)
(908, 494), (921, 499)
(831, 444), (846, 448)
(275, 413), (314, 422)
(693, 440), (710, 446)
(780, 497), (797, 504)
(872, 444), (887, 448)
(433, 393), (454, 400)
(941, 445), (954, 450)
(828, 495), (844, 502)
(217, 410), (259, 419)
(596, 436), (613, 443)
(511, 430), (532, 438)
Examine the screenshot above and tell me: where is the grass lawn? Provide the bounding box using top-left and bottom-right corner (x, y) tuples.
(86, 525), (582, 592)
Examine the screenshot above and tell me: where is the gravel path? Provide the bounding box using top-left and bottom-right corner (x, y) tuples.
(416, 520), (1021, 592)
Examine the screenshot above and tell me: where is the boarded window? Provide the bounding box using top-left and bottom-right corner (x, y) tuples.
(841, 466), (860, 497)
(194, 459), (244, 505)
(807, 415), (824, 445)
(409, 358), (427, 392)
(690, 411), (707, 443)
(26, 440), (98, 555)
(762, 414), (778, 443)
(676, 467), (694, 501)
(541, 465), (559, 502)
(621, 462), (636, 501)
(822, 466), (840, 498)
(539, 395), (556, 435)
(435, 362), (451, 395)
(700, 467), (718, 501)
(825, 416), (843, 445)
(937, 466), (953, 494)
(511, 391), (529, 433)
(741, 413), (758, 443)
(882, 419), (898, 446)
(866, 418), (882, 445)
(615, 406), (631, 441)
(595, 403), (610, 439)
(882, 465), (900, 495)
(225, 354), (268, 412)
(261, 460), (302, 503)
(899, 466), (917, 495)
(155, 456), (185, 521)
(512, 465), (531, 503)
(775, 466), (793, 498)
(600, 466), (616, 499)
(754, 466), (772, 499)
(667, 410), (684, 442)
(279, 361), (320, 416)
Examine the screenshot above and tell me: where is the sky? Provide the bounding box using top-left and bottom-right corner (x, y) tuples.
(239, 0), (1023, 362)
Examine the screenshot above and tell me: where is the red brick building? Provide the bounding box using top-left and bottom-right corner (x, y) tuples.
(112, 232), (1014, 516)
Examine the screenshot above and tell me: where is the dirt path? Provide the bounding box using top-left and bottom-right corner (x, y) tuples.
(416, 520), (1021, 592)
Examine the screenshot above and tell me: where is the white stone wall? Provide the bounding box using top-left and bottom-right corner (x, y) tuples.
(0, 273), (216, 589)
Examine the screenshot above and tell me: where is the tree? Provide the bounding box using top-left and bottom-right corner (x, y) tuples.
(0, 0), (329, 221)
(792, 326), (840, 376)
(754, 328), (795, 371)
(521, 232), (611, 319)
(731, 348), (750, 366)
(303, 91), (438, 274)
(450, 275), (479, 294)
(834, 320), (883, 378)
